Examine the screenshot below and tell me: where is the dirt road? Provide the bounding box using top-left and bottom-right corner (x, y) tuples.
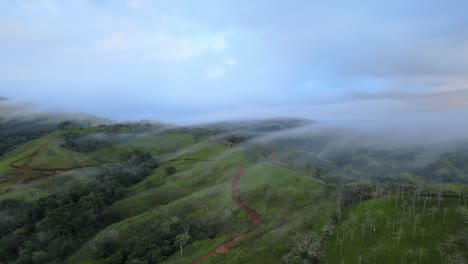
(192, 164), (264, 264)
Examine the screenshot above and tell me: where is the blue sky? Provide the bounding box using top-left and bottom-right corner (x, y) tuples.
(1, 0), (468, 124)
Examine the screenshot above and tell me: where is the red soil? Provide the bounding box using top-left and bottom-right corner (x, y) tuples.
(192, 164), (264, 264)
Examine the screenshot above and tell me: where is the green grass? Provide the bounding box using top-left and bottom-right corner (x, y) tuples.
(64, 142), (332, 264)
(2, 128), (419, 264)
(325, 195), (467, 264)
(130, 133), (195, 155)
(25, 139), (98, 169)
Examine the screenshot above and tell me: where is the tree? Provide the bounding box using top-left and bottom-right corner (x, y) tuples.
(437, 190), (444, 208)
(370, 244), (382, 264)
(283, 232), (322, 264)
(174, 225), (190, 255)
(420, 227), (426, 240)
(413, 214), (420, 239)
(430, 207), (438, 222)
(395, 228), (404, 247)
(93, 231), (120, 258)
(457, 207), (468, 220)
(404, 249), (417, 264)
(418, 247), (427, 263)
(336, 238), (344, 256)
(334, 192), (343, 221)
(31, 251), (48, 264)
(416, 182), (424, 205)
(436, 242), (446, 264)
(376, 210), (384, 224)
(344, 214), (358, 245)
(58, 120), (73, 130)
(443, 208), (448, 223)
(423, 197), (429, 214)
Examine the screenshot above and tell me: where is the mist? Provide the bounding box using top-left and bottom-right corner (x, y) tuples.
(1, 1), (468, 128)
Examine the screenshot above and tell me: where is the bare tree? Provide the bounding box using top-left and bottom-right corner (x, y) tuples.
(334, 192), (343, 221)
(436, 242), (446, 264)
(174, 225), (191, 255)
(360, 222), (367, 238)
(443, 208), (448, 223)
(336, 237), (344, 256)
(350, 225), (357, 245)
(370, 244), (382, 264)
(416, 182), (424, 205)
(446, 251), (467, 264)
(418, 247), (427, 263)
(376, 210), (384, 224)
(423, 197), (429, 214)
(457, 206), (468, 220)
(349, 214), (358, 245)
(430, 206), (438, 222)
(405, 249), (417, 264)
(339, 222), (348, 242)
(458, 189), (462, 205)
(413, 214), (420, 239)
(402, 185), (406, 201)
(444, 234), (458, 251)
(437, 190), (444, 208)
(429, 182), (434, 202)
(283, 232), (322, 264)
(395, 228), (404, 247)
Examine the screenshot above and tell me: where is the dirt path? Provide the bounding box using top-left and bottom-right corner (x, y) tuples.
(192, 165), (264, 264)
(9, 142), (101, 174)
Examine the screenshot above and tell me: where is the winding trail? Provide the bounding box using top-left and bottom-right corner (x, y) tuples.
(9, 142), (105, 175)
(192, 165), (264, 264)
(1, 142), (126, 196)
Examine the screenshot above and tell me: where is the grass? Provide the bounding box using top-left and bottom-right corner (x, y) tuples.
(324, 195), (468, 264)
(64, 142), (333, 264)
(131, 133), (195, 155)
(12, 128), (466, 263)
(0, 129), (100, 186)
(26, 139), (98, 169)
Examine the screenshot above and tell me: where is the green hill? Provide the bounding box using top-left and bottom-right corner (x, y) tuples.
(0, 114), (467, 264)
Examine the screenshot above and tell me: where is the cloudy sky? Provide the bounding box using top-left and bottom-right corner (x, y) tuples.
(1, 0), (468, 124)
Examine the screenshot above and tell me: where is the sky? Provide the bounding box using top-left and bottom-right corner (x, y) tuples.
(1, 0), (468, 125)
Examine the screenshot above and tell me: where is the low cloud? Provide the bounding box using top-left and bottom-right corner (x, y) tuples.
(341, 86), (468, 112)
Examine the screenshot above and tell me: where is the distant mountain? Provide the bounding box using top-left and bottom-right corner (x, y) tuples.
(204, 117), (314, 135)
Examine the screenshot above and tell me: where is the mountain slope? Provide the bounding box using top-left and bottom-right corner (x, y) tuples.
(0, 115), (466, 264)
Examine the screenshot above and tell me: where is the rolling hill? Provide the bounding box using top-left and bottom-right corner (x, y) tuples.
(0, 110), (466, 264)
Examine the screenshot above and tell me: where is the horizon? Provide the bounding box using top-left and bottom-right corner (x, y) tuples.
(1, 1), (468, 126)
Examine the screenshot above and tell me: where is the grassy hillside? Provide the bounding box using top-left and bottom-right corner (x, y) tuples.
(0, 117), (467, 264)
(325, 195), (467, 264)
